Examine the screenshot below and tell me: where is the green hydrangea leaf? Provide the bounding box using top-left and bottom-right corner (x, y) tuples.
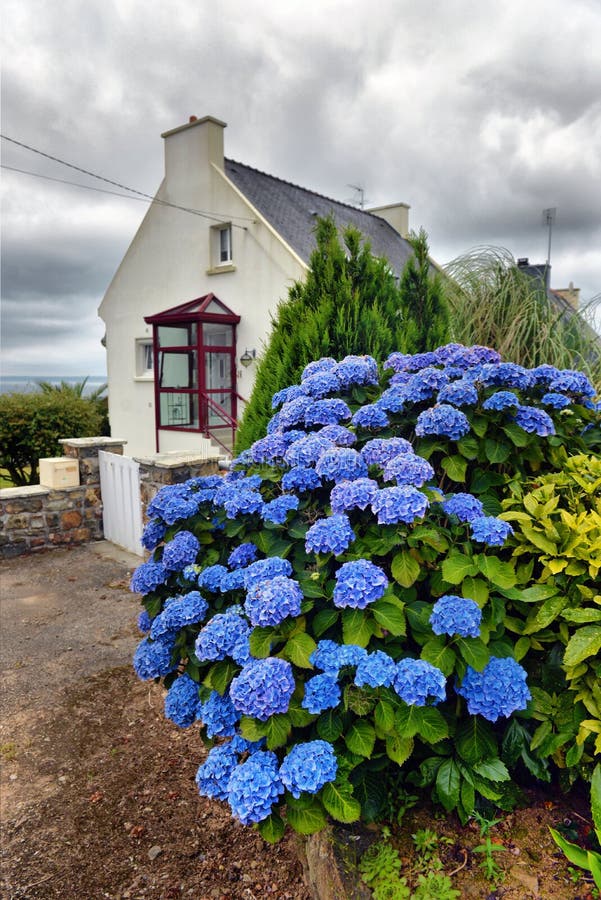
(345, 720), (376, 757)
(321, 782), (362, 823)
(391, 551), (421, 588)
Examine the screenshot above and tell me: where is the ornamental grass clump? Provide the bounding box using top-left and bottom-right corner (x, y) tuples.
(132, 343), (600, 840)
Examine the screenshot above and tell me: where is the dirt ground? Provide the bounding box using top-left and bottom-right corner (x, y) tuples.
(0, 543), (597, 900)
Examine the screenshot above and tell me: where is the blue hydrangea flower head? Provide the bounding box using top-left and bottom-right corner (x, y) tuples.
(378, 385), (408, 413)
(301, 371), (341, 398)
(282, 465), (323, 493)
(201, 690), (239, 738)
(227, 751), (284, 824)
(150, 590), (209, 638)
(229, 657), (296, 721)
(514, 405), (556, 436)
(162, 530), (200, 571)
(404, 367), (450, 402)
(477, 362), (533, 390)
(310, 640), (345, 673)
(309, 640), (366, 674)
(361, 437), (413, 467)
(244, 575), (303, 627)
(271, 384), (307, 409)
(530, 364), (561, 385)
(221, 488), (265, 520)
(137, 609), (152, 633)
(130, 559), (168, 595)
(244, 556), (293, 588)
(437, 379), (479, 407)
(549, 369), (596, 399)
(371, 486), (429, 525)
(164, 674), (201, 727)
(194, 611), (251, 663)
(279, 741), (338, 799)
(430, 595), (482, 638)
(304, 398), (353, 427)
(540, 392), (571, 409)
(316, 425), (357, 446)
(415, 404), (471, 441)
(142, 518), (166, 551)
(198, 564), (228, 592)
(278, 395), (313, 428)
(482, 390), (520, 411)
(470, 516), (514, 546)
(351, 403), (390, 429)
(441, 492), (484, 523)
(133, 636), (177, 680)
(383, 453), (434, 487)
(284, 433), (334, 467)
(228, 542), (258, 569)
(302, 357), (337, 380)
(305, 514), (356, 555)
(219, 569), (247, 592)
(456, 656), (531, 721)
(146, 483), (201, 524)
(334, 355), (379, 387)
(182, 563), (201, 581)
(393, 658), (446, 706)
(261, 494), (300, 525)
(354, 651), (397, 688)
(195, 743), (239, 801)
(250, 434), (289, 463)
(333, 559), (389, 609)
(315, 448), (368, 482)
(330, 478), (379, 514)
(302, 673), (341, 713)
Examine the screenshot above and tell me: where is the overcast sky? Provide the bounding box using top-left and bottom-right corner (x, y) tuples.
(2, 0), (600, 375)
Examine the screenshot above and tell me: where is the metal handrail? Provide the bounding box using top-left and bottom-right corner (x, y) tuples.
(199, 390), (237, 453)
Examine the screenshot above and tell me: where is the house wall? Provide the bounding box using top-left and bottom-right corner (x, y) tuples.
(99, 117), (307, 458)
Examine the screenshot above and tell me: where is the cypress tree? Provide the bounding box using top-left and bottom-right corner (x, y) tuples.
(235, 218), (450, 451)
(397, 228), (449, 354)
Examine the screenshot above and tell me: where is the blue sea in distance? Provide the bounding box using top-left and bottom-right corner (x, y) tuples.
(0, 375), (107, 396)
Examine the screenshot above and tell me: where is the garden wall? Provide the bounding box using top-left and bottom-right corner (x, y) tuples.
(0, 437), (223, 559)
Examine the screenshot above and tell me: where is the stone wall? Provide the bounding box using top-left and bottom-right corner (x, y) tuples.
(136, 452), (222, 521)
(0, 439), (224, 559)
(0, 438), (125, 560)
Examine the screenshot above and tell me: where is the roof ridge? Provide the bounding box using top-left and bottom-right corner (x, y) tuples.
(224, 157), (380, 218)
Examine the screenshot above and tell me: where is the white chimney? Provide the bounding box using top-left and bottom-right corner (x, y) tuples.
(367, 202), (410, 238)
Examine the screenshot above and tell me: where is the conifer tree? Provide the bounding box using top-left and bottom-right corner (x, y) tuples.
(235, 218), (449, 451)
(397, 228), (449, 355)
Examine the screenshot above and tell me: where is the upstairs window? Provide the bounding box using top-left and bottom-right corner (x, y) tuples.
(219, 225), (232, 263)
(209, 223), (234, 272)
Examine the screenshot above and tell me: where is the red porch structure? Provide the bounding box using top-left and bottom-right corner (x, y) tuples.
(144, 294), (241, 453)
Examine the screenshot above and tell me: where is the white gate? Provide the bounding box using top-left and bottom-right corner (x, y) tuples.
(99, 450), (144, 556)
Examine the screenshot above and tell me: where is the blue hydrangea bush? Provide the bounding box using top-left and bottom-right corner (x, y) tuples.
(132, 344), (600, 841)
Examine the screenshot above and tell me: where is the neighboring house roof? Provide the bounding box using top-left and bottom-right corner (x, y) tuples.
(224, 158), (414, 276)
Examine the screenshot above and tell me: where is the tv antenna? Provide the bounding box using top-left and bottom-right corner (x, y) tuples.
(347, 184), (365, 209)
(542, 207), (557, 266)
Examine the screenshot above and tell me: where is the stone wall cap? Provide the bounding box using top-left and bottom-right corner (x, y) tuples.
(135, 450), (223, 467)
(59, 437), (127, 448)
(0, 485), (50, 499)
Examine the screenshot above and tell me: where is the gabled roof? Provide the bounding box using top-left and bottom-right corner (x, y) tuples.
(224, 159), (413, 276)
(144, 293), (240, 324)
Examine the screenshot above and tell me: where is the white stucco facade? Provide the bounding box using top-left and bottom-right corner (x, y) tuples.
(98, 116), (308, 458)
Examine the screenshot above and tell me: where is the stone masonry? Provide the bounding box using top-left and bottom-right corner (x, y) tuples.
(0, 438), (224, 559)
(0, 438), (125, 559)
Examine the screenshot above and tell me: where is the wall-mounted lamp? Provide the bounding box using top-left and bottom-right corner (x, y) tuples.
(239, 348), (256, 368)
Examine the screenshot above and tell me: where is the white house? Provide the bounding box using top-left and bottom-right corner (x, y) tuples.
(99, 115), (415, 457)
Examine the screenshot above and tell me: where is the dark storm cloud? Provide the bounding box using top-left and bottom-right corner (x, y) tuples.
(1, 0), (599, 376)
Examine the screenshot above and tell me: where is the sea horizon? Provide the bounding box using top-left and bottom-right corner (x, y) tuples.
(0, 374), (108, 396)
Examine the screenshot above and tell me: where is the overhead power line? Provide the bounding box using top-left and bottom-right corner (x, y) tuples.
(0, 133), (255, 228)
